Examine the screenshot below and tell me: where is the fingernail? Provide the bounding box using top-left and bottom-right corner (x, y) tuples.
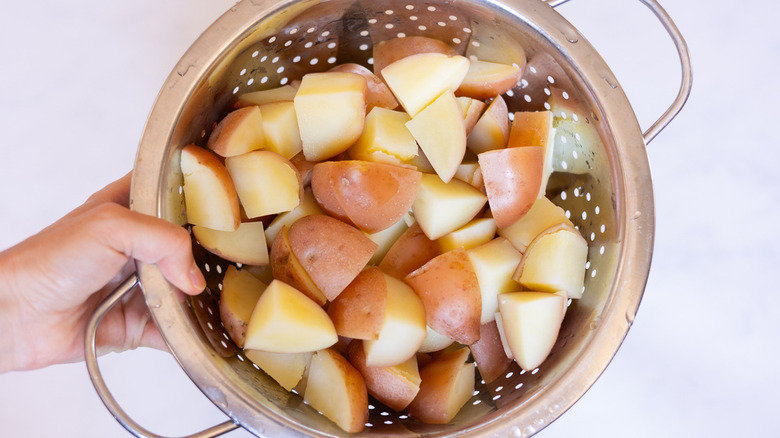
(190, 261), (206, 292)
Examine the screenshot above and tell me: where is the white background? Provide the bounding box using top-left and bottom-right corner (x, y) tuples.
(1, 0), (778, 437)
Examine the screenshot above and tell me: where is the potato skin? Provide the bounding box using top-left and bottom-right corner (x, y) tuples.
(404, 249), (482, 345)
(311, 160), (422, 233)
(287, 215), (378, 301)
(327, 267), (387, 340)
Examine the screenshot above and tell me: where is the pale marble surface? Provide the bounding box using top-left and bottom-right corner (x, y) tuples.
(1, 1), (777, 437)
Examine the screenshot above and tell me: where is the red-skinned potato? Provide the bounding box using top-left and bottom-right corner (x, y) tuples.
(304, 348), (369, 433)
(404, 249), (482, 345)
(180, 144), (240, 232)
(407, 347), (475, 424)
(287, 215), (378, 301)
(478, 146), (543, 229)
(372, 36), (458, 81)
(219, 265), (267, 348)
(379, 222), (441, 279)
(269, 225), (328, 305)
(467, 95), (510, 155)
(347, 341), (421, 412)
(207, 106), (265, 157)
(327, 267), (387, 340)
(456, 60), (523, 100)
(289, 152), (317, 187)
(469, 321), (512, 383)
(329, 63), (398, 110)
(310, 160), (422, 233)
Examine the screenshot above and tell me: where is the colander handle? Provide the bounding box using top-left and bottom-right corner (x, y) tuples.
(546, 0), (693, 144)
(84, 273), (240, 438)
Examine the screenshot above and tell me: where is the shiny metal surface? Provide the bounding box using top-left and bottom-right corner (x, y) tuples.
(89, 0), (688, 436)
(84, 274), (240, 438)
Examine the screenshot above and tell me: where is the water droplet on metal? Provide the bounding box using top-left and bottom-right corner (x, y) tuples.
(632, 211), (642, 220)
(626, 310), (635, 326)
(589, 317), (601, 330)
(561, 27), (579, 44)
(604, 76), (618, 89)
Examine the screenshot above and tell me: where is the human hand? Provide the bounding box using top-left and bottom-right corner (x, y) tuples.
(0, 173), (206, 373)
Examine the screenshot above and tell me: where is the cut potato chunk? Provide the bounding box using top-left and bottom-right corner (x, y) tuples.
(405, 90), (467, 183)
(207, 106), (265, 157)
(456, 60), (523, 100)
(469, 321), (513, 383)
(244, 279), (337, 353)
(507, 111), (555, 198)
(347, 341), (421, 412)
(287, 215), (378, 301)
(412, 173), (487, 240)
(244, 349), (312, 391)
(513, 224), (588, 299)
(364, 213), (411, 265)
(225, 150), (301, 219)
(180, 144), (240, 232)
(329, 63), (398, 110)
(258, 101), (302, 159)
(417, 325), (454, 354)
(192, 221), (269, 266)
(467, 95), (509, 155)
(405, 249), (482, 345)
(310, 160), (422, 233)
(382, 53), (470, 117)
(467, 237), (523, 324)
(219, 265), (267, 348)
(498, 196), (573, 253)
(497, 291), (565, 371)
(236, 85), (297, 107)
(407, 347), (475, 424)
(372, 36), (458, 81)
(327, 267), (387, 340)
(479, 146), (543, 229)
(379, 222), (441, 279)
(457, 96), (487, 136)
(264, 187), (323, 248)
(304, 348), (369, 434)
(269, 225), (327, 306)
(363, 274), (427, 367)
(349, 107), (418, 165)
(438, 217), (497, 253)
(294, 72), (367, 161)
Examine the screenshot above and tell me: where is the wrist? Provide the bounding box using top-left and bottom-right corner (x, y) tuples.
(0, 247), (31, 373)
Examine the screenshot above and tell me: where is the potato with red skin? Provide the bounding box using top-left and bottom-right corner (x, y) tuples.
(207, 106), (265, 157)
(379, 222), (441, 279)
(327, 267), (387, 340)
(304, 348), (369, 433)
(287, 215), (377, 301)
(180, 144), (240, 232)
(478, 146), (543, 229)
(329, 63), (398, 110)
(407, 347), (475, 424)
(310, 160), (422, 233)
(469, 321), (513, 383)
(347, 341), (421, 412)
(467, 95), (510, 155)
(456, 60), (523, 100)
(269, 225), (327, 305)
(404, 249), (482, 345)
(372, 36), (457, 81)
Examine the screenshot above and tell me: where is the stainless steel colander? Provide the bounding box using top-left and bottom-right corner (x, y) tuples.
(84, 0), (692, 436)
